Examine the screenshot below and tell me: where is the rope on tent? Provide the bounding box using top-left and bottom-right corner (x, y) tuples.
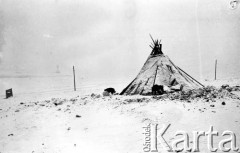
(140, 78), (150, 95)
(168, 57), (202, 87)
(132, 81), (143, 95)
(119, 78), (137, 95)
(177, 67), (205, 87)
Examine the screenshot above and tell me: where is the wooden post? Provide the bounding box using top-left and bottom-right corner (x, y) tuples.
(6, 88), (13, 99)
(73, 66), (76, 91)
(215, 60), (217, 80)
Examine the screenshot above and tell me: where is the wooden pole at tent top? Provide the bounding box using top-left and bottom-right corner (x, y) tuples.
(215, 60), (217, 80)
(73, 66), (76, 91)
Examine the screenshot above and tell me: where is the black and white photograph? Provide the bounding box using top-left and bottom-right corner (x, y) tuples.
(0, 0), (240, 152)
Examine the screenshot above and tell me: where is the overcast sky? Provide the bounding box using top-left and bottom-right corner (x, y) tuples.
(0, 0), (239, 81)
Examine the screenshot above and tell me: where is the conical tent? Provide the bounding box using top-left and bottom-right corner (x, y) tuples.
(120, 37), (204, 95)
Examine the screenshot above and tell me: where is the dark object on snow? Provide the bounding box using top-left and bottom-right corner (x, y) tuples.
(222, 102), (226, 105)
(8, 134), (14, 136)
(6, 88), (13, 99)
(152, 85), (164, 95)
(104, 88), (116, 94)
(221, 84), (230, 89)
(76, 115), (81, 118)
(103, 91), (110, 97)
(54, 101), (63, 106)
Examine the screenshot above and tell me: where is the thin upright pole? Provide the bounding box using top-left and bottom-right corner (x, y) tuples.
(215, 60), (217, 80)
(73, 66), (76, 91)
(153, 65), (159, 86)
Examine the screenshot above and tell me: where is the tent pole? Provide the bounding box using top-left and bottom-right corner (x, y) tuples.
(140, 78), (150, 95)
(177, 67), (204, 87)
(149, 34), (156, 44)
(120, 78), (136, 95)
(153, 66), (159, 86)
(168, 57), (204, 87)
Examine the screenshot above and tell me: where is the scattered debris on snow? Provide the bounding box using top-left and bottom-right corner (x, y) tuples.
(153, 85), (240, 102)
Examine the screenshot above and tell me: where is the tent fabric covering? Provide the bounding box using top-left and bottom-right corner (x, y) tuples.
(120, 54), (203, 95)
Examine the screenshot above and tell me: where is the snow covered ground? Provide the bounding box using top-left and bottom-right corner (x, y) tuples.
(0, 76), (240, 153)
